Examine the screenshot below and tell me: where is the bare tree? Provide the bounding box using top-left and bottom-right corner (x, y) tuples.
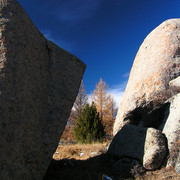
(72, 80), (88, 123)
(61, 81), (88, 142)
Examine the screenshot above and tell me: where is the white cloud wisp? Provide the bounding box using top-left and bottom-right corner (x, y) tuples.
(107, 80), (128, 108)
(41, 0), (103, 23)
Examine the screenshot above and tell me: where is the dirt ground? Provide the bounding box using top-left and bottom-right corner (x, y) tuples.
(136, 167), (180, 180)
(44, 143), (180, 180)
(53, 143), (109, 161)
(44, 143), (111, 180)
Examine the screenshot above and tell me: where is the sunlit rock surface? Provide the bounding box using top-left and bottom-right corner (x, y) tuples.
(114, 19), (180, 135)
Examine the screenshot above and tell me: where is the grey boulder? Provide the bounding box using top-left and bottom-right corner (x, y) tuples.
(143, 128), (167, 170)
(161, 92), (180, 174)
(108, 125), (167, 170)
(0, 0), (86, 179)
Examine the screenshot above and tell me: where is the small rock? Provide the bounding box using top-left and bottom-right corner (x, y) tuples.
(80, 153), (84, 157)
(91, 152), (98, 155)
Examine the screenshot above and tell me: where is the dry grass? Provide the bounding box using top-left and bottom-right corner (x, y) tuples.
(53, 142), (110, 160)
(44, 142), (180, 180)
(136, 166), (180, 180)
(44, 143), (111, 180)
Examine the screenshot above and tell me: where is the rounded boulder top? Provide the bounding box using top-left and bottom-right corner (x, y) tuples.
(113, 19), (180, 135)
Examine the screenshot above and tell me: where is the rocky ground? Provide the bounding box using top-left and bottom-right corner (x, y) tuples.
(44, 143), (109, 180)
(43, 143), (180, 180)
(136, 167), (180, 180)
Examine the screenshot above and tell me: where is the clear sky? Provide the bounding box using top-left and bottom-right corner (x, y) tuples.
(18, 0), (180, 106)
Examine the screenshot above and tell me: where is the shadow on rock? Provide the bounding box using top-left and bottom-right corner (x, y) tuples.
(43, 153), (145, 180)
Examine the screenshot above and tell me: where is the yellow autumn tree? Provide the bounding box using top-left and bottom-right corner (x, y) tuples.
(92, 78), (108, 121)
(104, 94), (117, 137)
(92, 78), (117, 139)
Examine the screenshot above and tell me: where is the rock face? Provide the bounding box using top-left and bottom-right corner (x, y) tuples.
(108, 20), (180, 177)
(108, 125), (167, 170)
(114, 19), (180, 135)
(0, 0), (86, 180)
(161, 92), (180, 173)
(169, 76), (180, 95)
(109, 77), (180, 174)
(162, 93), (180, 151)
(143, 128), (167, 170)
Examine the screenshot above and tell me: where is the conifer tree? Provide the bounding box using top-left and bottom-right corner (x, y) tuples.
(61, 81), (88, 142)
(74, 102), (104, 143)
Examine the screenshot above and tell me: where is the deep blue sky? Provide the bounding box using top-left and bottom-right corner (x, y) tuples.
(18, 0), (180, 106)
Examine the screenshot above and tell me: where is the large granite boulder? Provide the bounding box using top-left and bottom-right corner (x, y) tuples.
(161, 92), (180, 174)
(108, 124), (167, 170)
(113, 19), (180, 135)
(0, 0), (86, 179)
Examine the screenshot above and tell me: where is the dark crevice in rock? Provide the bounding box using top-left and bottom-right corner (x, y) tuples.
(158, 102), (170, 131)
(161, 134), (170, 167)
(124, 102), (169, 129)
